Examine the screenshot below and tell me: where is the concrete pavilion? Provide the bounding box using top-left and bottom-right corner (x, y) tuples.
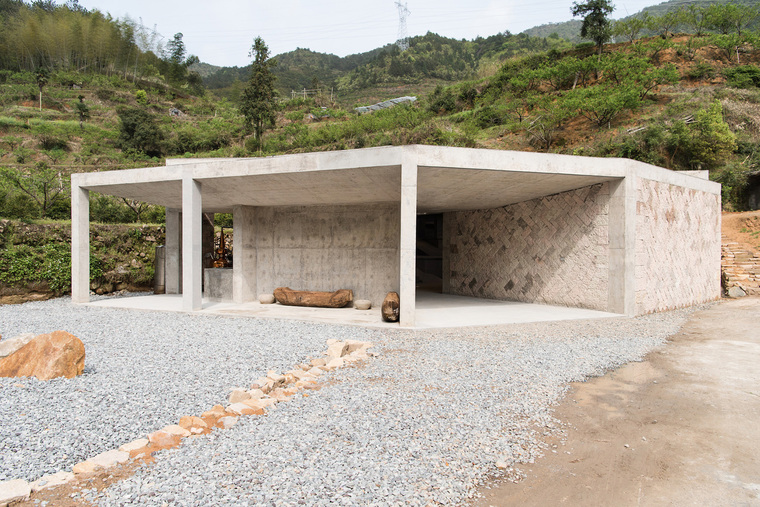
(71, 145), (722, 327)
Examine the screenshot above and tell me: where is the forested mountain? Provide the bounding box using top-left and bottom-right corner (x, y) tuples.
(203, 31), (571, 101)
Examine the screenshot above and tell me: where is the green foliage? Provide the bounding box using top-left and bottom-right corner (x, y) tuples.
(689, 100), (738, 169)
(566, 84), (642, 127)
(116, 107), (164, 157)
(646, 8), (683, 39)
(427, 85), (457, 114)
(240, 37), (277, 151)
(712, 161), (753, 210)
(689, 60), (716, 80)
(724, 65), (760, 88)
(135, 90), (148, 105)
(0, 163), (69, 217)
(571, 0), (615, 54)
(612, 13), (650, 43)
(0, 242), (70, 292)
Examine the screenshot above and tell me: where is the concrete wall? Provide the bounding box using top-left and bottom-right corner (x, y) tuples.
(635, 178), (722, 313)
(444, 183), (611, 310)
(253, 203), (400, 305)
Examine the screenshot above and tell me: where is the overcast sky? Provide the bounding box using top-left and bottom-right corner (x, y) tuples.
(78, 0), (661, 67)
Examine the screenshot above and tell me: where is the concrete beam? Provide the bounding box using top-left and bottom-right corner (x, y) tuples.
(608, 177), (636, 316)
(399, 155), (418, 327)
(165, 208), (182, 294)
(71, 185), (90, 303)
(182, 178), (202, 311)
(232, 205), (257, 303)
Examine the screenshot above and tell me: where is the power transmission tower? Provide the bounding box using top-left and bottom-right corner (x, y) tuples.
(395, 1), (410, 51)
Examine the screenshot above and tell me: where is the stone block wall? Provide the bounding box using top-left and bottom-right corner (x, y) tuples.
(444, 183), (610, 310)
(253, 203), (400, 305)
(635, 178), (721, 313)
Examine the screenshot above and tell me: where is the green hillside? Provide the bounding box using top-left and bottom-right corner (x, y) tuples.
(1, 0), (760, 230)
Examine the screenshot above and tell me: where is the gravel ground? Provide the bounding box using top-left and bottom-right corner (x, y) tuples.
(0, 296), (699, 505)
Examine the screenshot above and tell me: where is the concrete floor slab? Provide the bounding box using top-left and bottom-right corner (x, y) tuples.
(87, 292), (621, 329)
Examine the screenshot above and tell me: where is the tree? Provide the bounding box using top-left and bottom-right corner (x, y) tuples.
(612, 13), (649, 43)
(165, 32), (200, 85)
(0, 163), (69, 218)
(116, 107), (164, 157)
(571, 0), (615, 56)
(75, 95), (90, 130)
(239, 37), (277, 152)
(35, 67), (48, 111)
(646, 9), (683, 39)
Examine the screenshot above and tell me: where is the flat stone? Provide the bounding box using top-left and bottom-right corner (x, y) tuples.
(162, 425), (191, 437)
(307, 367), (324, 376)
(325, 357), (344, 369)
(227, 402), (260, 415)
(201, 404), (226, 418)
(728, 286), (747, 298)
(218, 416), (238, 429)
(268, 389), (291, 402)
(0, 479), (31, 505)
(89, 449), (129, 469)
(72, 461), (100, 475)
(178, 416), (207, 430)
(147, 427), (187, 447)
(325, 341), (348, 359)
(310, 358), (327, 367)
(246, 388), (265, 399)
(229, 389), (251, 404)
(31, 471), (75, 492)
(119, 438), (149, 453)
(346, 340), (372, 354)
(241, 398), (268, 411)
(290, 370), (314, 380)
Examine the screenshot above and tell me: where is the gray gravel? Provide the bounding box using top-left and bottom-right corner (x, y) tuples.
(0, 296), (700, 505)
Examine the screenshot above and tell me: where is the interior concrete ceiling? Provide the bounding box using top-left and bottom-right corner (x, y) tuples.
(85, 165), (618, 214)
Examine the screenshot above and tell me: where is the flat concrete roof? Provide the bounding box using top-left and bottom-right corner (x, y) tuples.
(72, 145), (720, 213)
(87, 292), (621, 329)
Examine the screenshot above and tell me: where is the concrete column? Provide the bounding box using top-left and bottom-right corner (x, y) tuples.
(399, 155), (418, 326)
(441, 212), (451, 294)
(71, 185), (90, 303)
(608, 176), (637, 316)
(182, 178), (203, 311)
(165, 208), (182, 294)
(232, 205), (257, 303)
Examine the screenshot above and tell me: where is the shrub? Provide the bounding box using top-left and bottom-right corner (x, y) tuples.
(689, 61), (716, 80)
(724, 65), (760, 89)
(116, 107), (164, 157)
(135, 90), (149, 105)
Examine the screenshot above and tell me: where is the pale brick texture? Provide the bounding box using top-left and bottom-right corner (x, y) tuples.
(444, 183), (610, 311)
(635, 179), (721, 313)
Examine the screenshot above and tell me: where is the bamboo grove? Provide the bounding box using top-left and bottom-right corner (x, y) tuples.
(0, 0), (168, 81)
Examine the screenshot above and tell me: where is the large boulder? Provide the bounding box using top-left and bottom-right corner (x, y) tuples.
(0, 331), (85, 381)
(0, 333), (35, 359)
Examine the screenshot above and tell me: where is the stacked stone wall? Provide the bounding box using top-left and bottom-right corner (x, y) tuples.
(635, 179), (721, 313)
(444, 183), (610, 310)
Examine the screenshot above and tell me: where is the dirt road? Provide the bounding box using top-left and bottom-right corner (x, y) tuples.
(476, 297), (760, 507)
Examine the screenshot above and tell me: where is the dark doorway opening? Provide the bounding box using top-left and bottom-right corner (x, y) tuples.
(416, 213), (443, 292)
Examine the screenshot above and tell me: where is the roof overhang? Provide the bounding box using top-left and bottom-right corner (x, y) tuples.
(72, 145), (719, 214)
